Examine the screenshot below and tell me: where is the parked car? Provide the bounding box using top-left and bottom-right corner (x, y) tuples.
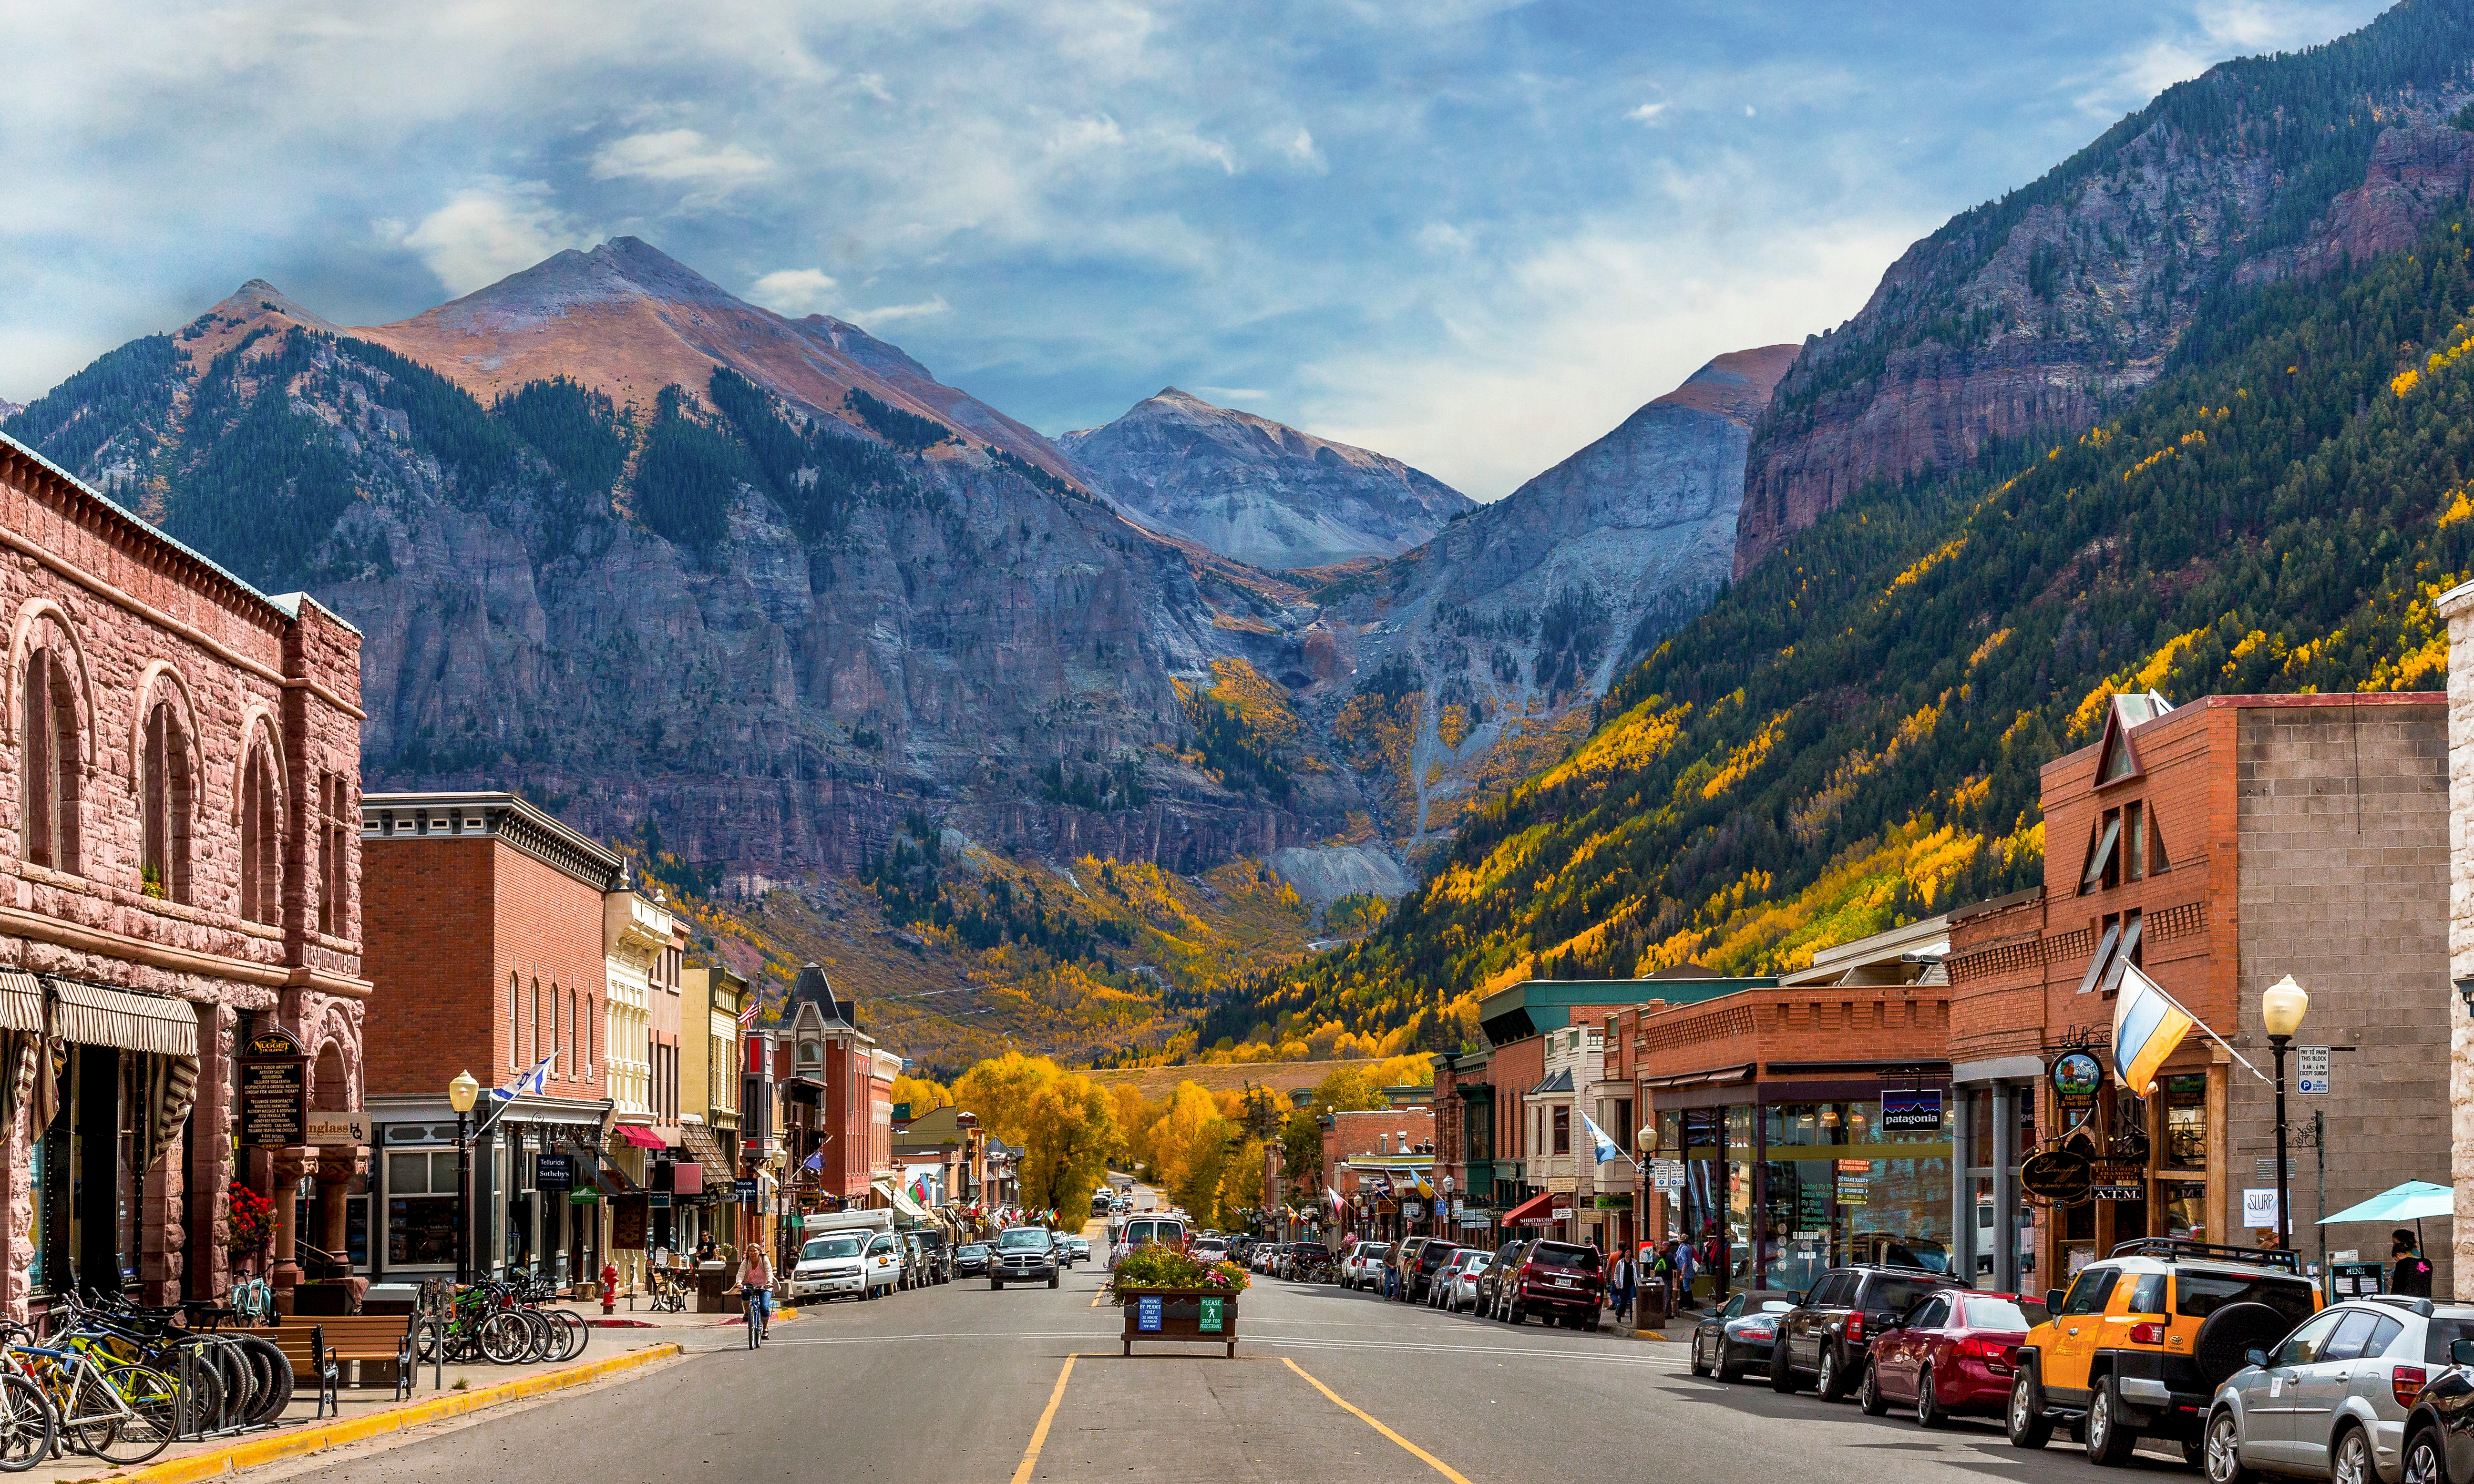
(990, 1225), (1061, 1290)
(1434, 1251), (1488, 1311)
(1252, 1242), (1282, 1274)
(1050, 1231), (1076, 1269)
(1478, 1239), (1531, 1320)
(1771, 1263), (1966, 1401)
(2010, 1238), (2317, 1467)
(1689, 1290), (1799, 1382)
(1288, 1242), (1334, 1280)
(786, 1228), (875, 1303)
(1191, 1236), (1230, 1263)
(1066, 1235), (1091, 1263)
(862, 1229), (906, 1299)
(1499, 1239), (1606, 1329)
(2395, 1309), (2474, 1484)
(953, 1242), (992, 1277)
(1859, 1289), (2046, 1426)
(1110, 1216), (1187, 1267)
(1345, 1241), (1394, 1291)
(1410, 1242), (1469, 1305)
(2218, 1295), (2467, 1484)
(1384, 1238), (1431, 1299)
(1446, 1253), (1492, 1313)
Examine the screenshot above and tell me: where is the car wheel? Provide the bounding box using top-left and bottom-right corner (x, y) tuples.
(1716, 1343), (1744, 1384)
(1858, 1358), (1889, 1417)
(2332, 1425), (2373, 1484)
(2006, 1368), (2052, 1450)
(1509, 1300), (1526, 1326)
(2084, 1376), (2138, 1467)
(1770, 1341), (1801, 1394)
(1049, 1273), (1059, 1290)
(2404, 1428), (2447, 1484)
(1817, 1344), (1851, 1402)
(1691, 1336), (1713, 1378)
(2206, 1409), (2256, 1484)
(1915, 1366), (1945, 1429)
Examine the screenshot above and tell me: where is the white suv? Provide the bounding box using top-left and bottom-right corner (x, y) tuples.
(1344, 1242), (1392, 1291)
(787, 1229), (872, 1302)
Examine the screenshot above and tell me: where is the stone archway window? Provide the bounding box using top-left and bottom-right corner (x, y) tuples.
(237, 740), (280, 923)
(141, 698), (194, 903)
(21, 643), (81, 873)
(316, 772), (349, 935)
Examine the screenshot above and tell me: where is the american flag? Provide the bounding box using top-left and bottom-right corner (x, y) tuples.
(739, 994), (762, 1029)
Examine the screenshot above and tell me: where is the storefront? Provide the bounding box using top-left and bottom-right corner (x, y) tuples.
(366, 1096), (611, 1284)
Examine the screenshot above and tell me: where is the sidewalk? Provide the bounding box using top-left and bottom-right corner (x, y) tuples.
(41, 1302), (793, 1484)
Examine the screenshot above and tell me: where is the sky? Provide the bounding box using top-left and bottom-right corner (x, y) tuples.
(0, 0), (2391, 499)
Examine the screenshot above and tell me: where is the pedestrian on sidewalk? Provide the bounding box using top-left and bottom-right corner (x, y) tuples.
(695, 1233), (719, 1265)
(2392, 1228), (2436, 1297)
(1609, 1249), (1632, 1324)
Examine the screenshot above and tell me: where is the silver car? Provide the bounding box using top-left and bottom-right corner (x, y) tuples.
(2208, 1297), (2470, 1484)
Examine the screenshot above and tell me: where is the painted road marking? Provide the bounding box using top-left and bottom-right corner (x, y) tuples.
(764, 1330), (1674, 1366)
(1010, 1353), (1079, 1484)
(1281, 1356), (1474, 1484)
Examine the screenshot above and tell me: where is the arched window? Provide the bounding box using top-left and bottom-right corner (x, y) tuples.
(567, 988), (579, 1076)
(316, 772), (349, 935)
(584, 996), (596, 1077)
(508, 973), (520, 1070)
(21, 644), (80, 873)
(549, 984), (561, 1076)
(236, 740), (279, 923)
(141, 698), (193, 903)
(529, 979), (541, 1068)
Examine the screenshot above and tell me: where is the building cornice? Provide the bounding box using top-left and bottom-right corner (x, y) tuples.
(363, 792), (623, 892)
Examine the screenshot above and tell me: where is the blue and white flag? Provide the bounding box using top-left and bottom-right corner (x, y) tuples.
(492, 1054), (555, 1102)
(1581, 1111), (1633, 1169)
(802, 1148), (824, 1173)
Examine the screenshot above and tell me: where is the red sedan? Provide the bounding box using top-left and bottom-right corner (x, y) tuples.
(1857, 1290), (2047, 1427)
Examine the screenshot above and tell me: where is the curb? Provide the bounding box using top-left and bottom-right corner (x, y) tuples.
(83, 1342), (685, 1484)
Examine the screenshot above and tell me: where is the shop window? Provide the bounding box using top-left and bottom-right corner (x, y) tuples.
(21, 644), (81, 873)
(141, 699), (193, 903)
(2163, 1072), (2207, 1170)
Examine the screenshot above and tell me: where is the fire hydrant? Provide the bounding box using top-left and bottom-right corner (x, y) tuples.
(600, 1261), (618, 1316)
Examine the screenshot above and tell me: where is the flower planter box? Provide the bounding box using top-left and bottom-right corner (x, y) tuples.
(1117, 1287), (1240, 1357)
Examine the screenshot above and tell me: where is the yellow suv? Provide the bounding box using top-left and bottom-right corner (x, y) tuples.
(2008, 1239), (2320, 1467)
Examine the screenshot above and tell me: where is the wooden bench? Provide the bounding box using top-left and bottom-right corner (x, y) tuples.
(234, 1312), (418, 1413)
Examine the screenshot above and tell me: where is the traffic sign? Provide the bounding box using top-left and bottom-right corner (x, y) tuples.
(2298, 1046), (2330, 1095)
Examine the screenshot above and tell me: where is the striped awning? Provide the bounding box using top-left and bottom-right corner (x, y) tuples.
(0, 973), (41, 1034)
(47, 980), (198, 1055)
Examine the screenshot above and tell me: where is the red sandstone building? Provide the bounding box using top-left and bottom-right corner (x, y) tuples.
(1946, 692), (2451, 1291)
(0, 434), (367, 1316)
(776, 966), (900, 1226)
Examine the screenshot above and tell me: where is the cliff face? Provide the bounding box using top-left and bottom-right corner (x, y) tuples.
(1307, 345), (1797, 854)
(1057, 388), (1473, 571)
(1733, 1), (2474, 576)
(2, 250), (1370, 884)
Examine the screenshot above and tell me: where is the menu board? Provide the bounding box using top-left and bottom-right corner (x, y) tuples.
(240, 1053), (307, 1148)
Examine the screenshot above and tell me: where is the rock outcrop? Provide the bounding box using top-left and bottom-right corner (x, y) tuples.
(1058, 388), (1471, 571)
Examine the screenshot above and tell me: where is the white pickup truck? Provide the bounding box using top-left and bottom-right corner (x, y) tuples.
(788, 1209), (903, 1302)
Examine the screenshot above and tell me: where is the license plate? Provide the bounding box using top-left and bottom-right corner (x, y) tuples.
(1554, 1277), (1573, 1287)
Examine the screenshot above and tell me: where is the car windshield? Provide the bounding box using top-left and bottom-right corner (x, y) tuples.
(1964, 1297), (2044, 1329)
(1870, 1278), (1943, 1314)
(1360, 1244), (1391, 1259)
(1532, 1243), (1601, 1271)
(958, 1245), (988, 1258)
(999, 1228), (1052, 1250)
(1293, 1245), (1329, 1259)
(2176, 1273), (2318, 1329)
(802, 1235), (866, 1261)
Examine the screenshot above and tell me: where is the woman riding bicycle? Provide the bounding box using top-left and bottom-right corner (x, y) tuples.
(738, 1245), (774, 1342)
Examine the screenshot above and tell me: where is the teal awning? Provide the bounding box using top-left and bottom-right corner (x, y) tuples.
(2318, 1180), (2452, 1225)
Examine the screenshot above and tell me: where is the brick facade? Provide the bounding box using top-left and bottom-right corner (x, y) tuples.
(0, 433), (365, 1314)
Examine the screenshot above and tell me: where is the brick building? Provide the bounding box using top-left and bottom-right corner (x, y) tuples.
(0, 434), (367, 1316)
(775, 965), (900, 1226)
(1319, 1103), (1434, 1243)
(1946, 691), (2451, 1290)
(360, 792), (621, 1288)
(678, 961), (746, 1252)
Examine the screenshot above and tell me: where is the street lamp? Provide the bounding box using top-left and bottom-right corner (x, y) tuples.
(2261, 976), (2310, 1252)
(448, 1069), (481, 1286)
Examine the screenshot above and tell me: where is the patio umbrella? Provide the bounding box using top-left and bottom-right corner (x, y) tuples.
(2318, 1179), (2453, 1252)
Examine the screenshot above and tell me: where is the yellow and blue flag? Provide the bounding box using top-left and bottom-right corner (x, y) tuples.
(2113, 962), (2196, 1096)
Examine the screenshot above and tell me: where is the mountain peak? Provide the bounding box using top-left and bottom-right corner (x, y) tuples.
(205, 280), (339, 334)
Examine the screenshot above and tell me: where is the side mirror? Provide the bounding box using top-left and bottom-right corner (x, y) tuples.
(2046, 1289), (2066, 1316)
(2246, 1348), (2269, 1369)
(2452, 1339), (2474, 1368)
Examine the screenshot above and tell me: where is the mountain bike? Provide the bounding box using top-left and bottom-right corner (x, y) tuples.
(2, 1324), (174, 1465)
(742, 1286), (768, 1349)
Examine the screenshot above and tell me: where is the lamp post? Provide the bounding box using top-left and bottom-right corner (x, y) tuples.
(448, 1070), (480, 1286)
(2261, 976), (2310, 1252)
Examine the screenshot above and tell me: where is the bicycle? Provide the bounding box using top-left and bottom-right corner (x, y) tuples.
(741, 1286), (768, 1349)
(2, 1323), (175, 1465)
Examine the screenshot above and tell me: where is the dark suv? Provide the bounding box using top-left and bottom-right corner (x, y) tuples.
(1501, 1239), (1606, 1329)
(1388, 1237), (1432, 1300)
(1408, 1242), (1468, 1304)
(1771, 1264), (1966, 1400)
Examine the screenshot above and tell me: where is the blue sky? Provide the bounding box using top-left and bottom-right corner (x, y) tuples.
(0, 0), (2387, 497)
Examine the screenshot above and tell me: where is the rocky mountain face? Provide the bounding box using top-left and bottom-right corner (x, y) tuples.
(1, 244), (1373, 888)
(1057, 388), (1473, 571)
(1299, 346), (1797, 855)
(1734, 0), (2474, 575)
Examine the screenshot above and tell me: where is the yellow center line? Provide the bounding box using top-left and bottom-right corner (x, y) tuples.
(1281, 1355), (1474, 1484)
(1009, 1353), (1078, 1484)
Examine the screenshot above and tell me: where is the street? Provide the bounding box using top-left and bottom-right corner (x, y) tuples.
(267, 1257), (2199, 1484)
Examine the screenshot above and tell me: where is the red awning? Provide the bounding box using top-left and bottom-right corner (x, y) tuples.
(615, 1124), (667, 1150)
(1500, 1190), (1559, 1226)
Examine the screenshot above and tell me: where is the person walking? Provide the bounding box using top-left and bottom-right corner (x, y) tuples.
(2392, 1228), (2436, 1298)
(1609, 1248), (1632, 1325)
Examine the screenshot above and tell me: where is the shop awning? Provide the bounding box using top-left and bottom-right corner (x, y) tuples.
(614, 1123), (667, 1150)
(1500, 1190), (1558, 1226)
(0, 974), (41, 1034)
(48, 980), (197, 1055)
(677, 1121), (734, 1196)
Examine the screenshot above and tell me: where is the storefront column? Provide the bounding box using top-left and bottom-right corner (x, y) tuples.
(270, 1149), (306, 1311)
(1992, 1081), (2020, 1292)
(1950, 1087), (1976, 1286)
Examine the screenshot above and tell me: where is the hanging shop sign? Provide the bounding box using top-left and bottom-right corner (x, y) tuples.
(534, 1153), (574, 1188)
(649, 1190), (673, 1209)
(2018, 1147), (2094, 1204)
(735, 1178), (760, 1204)
(239, 1027), (307, 1149)
(1593, 1193), (1633, 1210)
(2088, 1158), (2146, 1202)
(2051, 1050), (2105, 1132)
(1879, 1088), (1944, 1133)
(303, 1112), (370, 1146)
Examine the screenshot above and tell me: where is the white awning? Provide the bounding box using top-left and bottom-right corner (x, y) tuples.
(0, 973), (41, 1034)
(48, 980), (198, 1055)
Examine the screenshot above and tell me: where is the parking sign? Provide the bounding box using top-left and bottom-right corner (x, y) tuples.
(2298, 1046), (2330, 1095)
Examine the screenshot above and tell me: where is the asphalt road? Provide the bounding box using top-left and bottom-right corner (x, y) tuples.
(264, 1246), (2216, 1484)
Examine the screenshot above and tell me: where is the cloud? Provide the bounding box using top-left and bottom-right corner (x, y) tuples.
(388, 184), (595, 297)
(849, 296), (952, 327)
(590, 129), (773, 202)
(1196, 386), (1268, 402)
(750, 267), (842, 316)
(1626, 102), (1668, 124)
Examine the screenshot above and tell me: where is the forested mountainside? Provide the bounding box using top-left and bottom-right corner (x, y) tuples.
(1296, 347), (1797, 864)
(1201, 195), (2474, 1052)
(1059, 388), (1473, 571)
(1735, 0), (2474, 574)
